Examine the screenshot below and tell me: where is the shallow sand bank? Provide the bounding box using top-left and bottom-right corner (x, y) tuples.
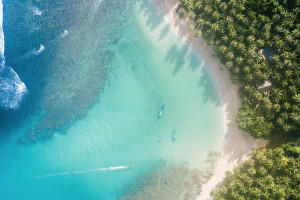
(151, 0), (266, 199)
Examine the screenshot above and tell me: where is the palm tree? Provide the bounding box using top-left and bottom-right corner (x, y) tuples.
(273, 103), (281, 113)
(272, 14), (280, 21)
(292, 94), (300, 103)
(212, 11), (221, 20)
(272, 88), (284, 103)
(283, 102), (290, 110)
(229, 26), (237, 38)
(238, 43), (246, 53)
(211, 23), (220, 32)
(285, 69), (293, 77)
(234, 67), (240, 74)
(225, 16), (234, 25)
(277, 117), (285, 126)
(245, 73), (253, 82)
(222, 35), (229, 43)
(236, 13), (245, 22)
(285, 34), (294, 44)
(194, 29), (203, 37)
(257, 39), (264, 47)
(204, 5), (213, 15)
(248, 47), (257, 58)
(226, 61), (234, 69)
(247, 35), (256, 44)
(243, 66), (250, 74)
(219, 45), (228, 54)
(219, 2), (228, 12)
(226, 51), (235, 60)
(196, 18), (206, 26)
(236, 57), (244, 64)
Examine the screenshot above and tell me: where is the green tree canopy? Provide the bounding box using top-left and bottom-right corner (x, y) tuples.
(211, 143), (300, 200)
(183, 0), (300, 137)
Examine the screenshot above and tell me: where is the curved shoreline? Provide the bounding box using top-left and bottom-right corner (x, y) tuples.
(151, 0), (266, 199)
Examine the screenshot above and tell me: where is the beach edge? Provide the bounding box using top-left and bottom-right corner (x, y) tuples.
(151, 0), (266, 199)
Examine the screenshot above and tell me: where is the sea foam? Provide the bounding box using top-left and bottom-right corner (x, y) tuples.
(0, 0), (28, 109)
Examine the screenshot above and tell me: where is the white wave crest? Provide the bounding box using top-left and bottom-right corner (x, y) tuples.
(0, 0), (28, 109)
(0, 0), (5, 57)
(0, 64), (28, 109)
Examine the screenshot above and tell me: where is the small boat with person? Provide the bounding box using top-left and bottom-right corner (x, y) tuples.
(172, 129), (176, 141)
(158, 104), (164, 118)
(108, 165), (135, 170)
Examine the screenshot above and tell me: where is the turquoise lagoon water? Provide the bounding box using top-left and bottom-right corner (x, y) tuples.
(0, 0), (224, 199)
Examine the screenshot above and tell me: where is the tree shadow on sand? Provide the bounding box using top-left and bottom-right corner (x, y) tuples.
(197, 67), (221, 106)
(138, 0), (164, 31)
(158, 24), (170, 41)
(165, 44), (189, 75)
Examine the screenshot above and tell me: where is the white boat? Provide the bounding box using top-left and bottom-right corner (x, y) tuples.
(158, 104), (164, 118)
(172, 129), (176, 141)
(108, 165), (135, 170)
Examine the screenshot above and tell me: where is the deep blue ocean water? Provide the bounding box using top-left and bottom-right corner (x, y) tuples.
(0, 0), (224, 199)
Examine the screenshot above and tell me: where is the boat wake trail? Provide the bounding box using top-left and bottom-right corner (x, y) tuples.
(37, 165), (135, 179)
(28, 1), (42, 16)
(20, 44), (45, 59)
(52, 30), (68, 42)
(0, 0), (27, 109)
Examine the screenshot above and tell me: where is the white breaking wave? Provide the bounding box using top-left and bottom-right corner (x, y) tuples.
(0, 65), (28, 109)
(0, 0), (28, 109)
(0, 0), (5, 57)
(37, 165), (135, 179)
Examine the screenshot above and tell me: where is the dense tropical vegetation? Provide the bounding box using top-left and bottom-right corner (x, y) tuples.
(182, 0), (299, 138)
(211, 143), (300, 200)
(179, 0), (300, 198)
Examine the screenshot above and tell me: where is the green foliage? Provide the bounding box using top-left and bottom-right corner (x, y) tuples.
(237, 105), (273, 137)
(179, 12), (185, 18)
(183, 0), (300, 137)
(211, 144), (300, 200)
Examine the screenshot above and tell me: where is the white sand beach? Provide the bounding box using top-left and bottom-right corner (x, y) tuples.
(152, 0), (266, 199)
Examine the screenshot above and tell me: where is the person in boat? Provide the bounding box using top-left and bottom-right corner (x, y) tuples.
(172, 129), (176, 141)
(158, 104), (164, 118)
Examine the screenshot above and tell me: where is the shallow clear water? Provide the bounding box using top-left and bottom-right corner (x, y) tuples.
(0, 0), (224, 199)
